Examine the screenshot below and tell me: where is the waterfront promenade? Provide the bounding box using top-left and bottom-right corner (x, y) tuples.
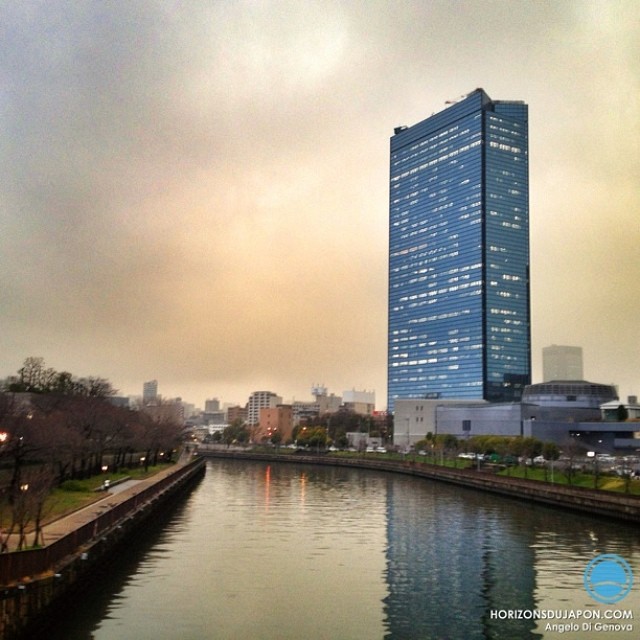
(0, 453), (204, 588)
(2, 450), (197, 555)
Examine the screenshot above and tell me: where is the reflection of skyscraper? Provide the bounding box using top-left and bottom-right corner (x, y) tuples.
(388, 89), (531, 411)
(383, 477), (537, 639)
(542, 344), (583, 381)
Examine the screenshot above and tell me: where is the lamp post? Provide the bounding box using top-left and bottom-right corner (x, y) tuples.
(405, 416), (410, 453)
(587, 451), (597, 488)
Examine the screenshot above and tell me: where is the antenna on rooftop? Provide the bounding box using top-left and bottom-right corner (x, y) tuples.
(445, 94), (466, 105)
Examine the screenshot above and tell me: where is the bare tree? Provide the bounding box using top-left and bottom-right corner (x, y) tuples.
(26, 465), (57, 547)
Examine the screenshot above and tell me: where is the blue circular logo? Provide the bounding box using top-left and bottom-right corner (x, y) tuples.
(584, 554), (633, 604)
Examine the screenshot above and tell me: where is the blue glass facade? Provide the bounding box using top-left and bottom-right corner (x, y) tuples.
(388, 89), (530, 411)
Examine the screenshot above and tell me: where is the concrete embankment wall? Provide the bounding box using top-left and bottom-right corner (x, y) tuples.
(0, 457), (205, 640)
(200, 449), (640, 524)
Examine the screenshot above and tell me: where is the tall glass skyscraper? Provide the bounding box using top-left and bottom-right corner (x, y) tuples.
(388, 89), (530, 411)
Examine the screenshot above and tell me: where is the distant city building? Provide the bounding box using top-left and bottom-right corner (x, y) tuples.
(292, 400), (320, 425)
(181, 400), (196, 419)
(316, 391), (342, 414)
(143, 379), (158, 404)
(143, 399), (184, 425)
(311, 384), (327, 397)
(227, 404), (248, 425)
(203, 410), (226, 425)
(342, 389), (375, 415)
(247, 391), (282, 425)
(290, 386), (345, 425)
(108, 396), (130, 409)
(205, 398), (220, 412)
(388, 88), (530, 411)
(542, 345), (584, 382)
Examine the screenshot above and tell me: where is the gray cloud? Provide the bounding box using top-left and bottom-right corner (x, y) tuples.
(1, 0), (638, 406)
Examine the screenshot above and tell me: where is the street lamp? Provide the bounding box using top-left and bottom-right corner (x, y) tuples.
(405, 416), (410, 453)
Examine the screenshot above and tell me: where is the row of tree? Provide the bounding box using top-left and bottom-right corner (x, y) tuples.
(1, 358), (183, 550)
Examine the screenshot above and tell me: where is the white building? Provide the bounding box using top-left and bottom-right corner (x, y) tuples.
(342, 389), (375, 415)
(247, 391), (282, 425)
(393, 399), (485, 449)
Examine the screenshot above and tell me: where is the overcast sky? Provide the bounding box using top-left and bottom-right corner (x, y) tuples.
(1, 0), (638, 409)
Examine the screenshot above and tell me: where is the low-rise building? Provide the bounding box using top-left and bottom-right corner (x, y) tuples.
(392, 380), (638, 455)
(258, 405), (293, 443)
(393, 399), (484, 449)
(601, 398), (640, 422)
(227, 404), (248, 425)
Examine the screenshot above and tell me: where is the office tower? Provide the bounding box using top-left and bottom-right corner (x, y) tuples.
(542, 345), (583, 381)
(388, 89), (530, 411)
(143, 379), (158, 404)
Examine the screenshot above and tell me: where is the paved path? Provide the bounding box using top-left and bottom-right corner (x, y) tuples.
(4, 457), (194, 552)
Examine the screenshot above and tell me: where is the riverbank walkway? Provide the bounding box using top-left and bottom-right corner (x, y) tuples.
(3, 451), (196, 553)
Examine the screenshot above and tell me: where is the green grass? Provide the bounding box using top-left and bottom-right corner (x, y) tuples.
(329, 451), (640, 496)
(0, 463), (170, 529)
(496, 464), (640, 495)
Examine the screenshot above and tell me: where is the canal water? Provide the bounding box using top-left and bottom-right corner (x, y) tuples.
(46, 459), (639, 639)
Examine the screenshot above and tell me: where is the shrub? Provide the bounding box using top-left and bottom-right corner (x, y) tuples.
(59, 479), (91, 492)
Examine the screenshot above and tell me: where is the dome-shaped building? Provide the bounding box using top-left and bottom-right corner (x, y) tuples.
(522, 380), (618, 421)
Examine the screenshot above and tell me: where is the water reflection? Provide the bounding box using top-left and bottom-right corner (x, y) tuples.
(383, 476), (538, 639)
(42, 460), (639, 640)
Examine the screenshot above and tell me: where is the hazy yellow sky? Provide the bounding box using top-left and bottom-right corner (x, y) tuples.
(1, 1), (638, 409)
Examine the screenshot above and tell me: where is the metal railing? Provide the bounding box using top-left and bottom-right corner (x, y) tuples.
(0, 458), (204, 586)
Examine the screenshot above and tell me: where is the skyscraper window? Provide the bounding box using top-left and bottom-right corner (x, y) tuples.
(388, 89), (530, 411)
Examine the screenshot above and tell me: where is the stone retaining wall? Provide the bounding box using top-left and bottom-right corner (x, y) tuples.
(0, 457), (205, 640)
